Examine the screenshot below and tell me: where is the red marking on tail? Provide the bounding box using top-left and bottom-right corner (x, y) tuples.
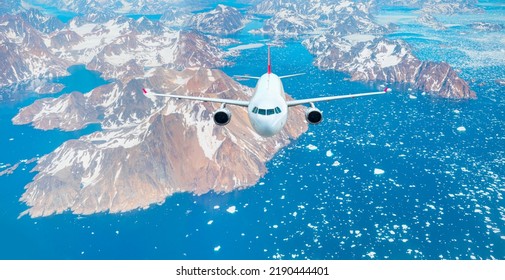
(384, 87), (389, 93)
(142, 88), (147, 94)
(267, 45), (271, 74)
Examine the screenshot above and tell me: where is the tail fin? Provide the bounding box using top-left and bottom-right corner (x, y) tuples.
(267, 45), (271, 74)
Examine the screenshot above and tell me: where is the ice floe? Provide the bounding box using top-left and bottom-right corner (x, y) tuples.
(226, 206), (237, 214)
(374, 168), (385, 175)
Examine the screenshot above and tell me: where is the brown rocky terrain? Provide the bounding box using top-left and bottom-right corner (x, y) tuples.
(18, 68), (308, 218)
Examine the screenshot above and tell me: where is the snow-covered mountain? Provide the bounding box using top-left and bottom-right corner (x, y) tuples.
(250, 9), (318, 37)
(420, 0), (482, 14)
(0, 12), (229, 88)
(252, 0), (474, 98)
(189, 4), (247, 35)
(19, 8), (65, 33)
(373, 0), (482, 14)
(0, 12), (69, 88)
(303, 35), (475, 98)
(17, 68), (307, 217)
(160, 7), (192, 28)
(251, 0), (386, 37)
(416, 13), (447, 30)
(469, 22), (504, 32)
(0, 0), (23, 14)
(24, 0), (186, 14)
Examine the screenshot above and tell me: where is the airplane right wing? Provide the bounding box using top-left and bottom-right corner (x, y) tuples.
(286, 88), (389, 107)
(143, 88), (249, 107)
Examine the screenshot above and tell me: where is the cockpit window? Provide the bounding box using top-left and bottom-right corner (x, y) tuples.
(253, 106), (282, 116)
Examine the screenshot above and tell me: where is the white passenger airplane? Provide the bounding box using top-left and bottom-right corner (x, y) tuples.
(143, 46), (389, 137)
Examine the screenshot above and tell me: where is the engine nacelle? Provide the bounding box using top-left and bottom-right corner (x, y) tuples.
(213, 107), (232, 126)
(305, 107), (323, 124)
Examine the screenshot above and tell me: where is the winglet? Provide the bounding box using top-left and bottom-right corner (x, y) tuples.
(142, 88), (148, 95)
(267, 45), (271, 74)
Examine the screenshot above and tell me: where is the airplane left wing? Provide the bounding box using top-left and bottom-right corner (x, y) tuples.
(143, 88), (249, 107)
(286, 89), (389, 107)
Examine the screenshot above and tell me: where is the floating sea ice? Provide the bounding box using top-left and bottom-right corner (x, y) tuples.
(332, 161), (341, 167)
(226, 206), (237, 214)
(213, 205), (220, 210)
(207, 220), (214, 225)
(214, 246), (221, 252)
(9, 138), (14, 141)
(457, 126), (466, 132)
(453, 109), (460, 114)
(326, 150), (333, 157)
(374, 168), (385, 175)
(366, 251), (376, 259)
(306, 144), (318, 150)
(409, 95), (417, 99)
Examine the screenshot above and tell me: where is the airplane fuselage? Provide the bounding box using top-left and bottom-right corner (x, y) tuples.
(247, 73), (288, 137)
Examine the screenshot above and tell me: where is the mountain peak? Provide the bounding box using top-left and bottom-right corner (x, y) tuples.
(189, 4), (247, 35)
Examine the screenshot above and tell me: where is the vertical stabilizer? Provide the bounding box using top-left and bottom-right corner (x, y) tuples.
(267, 45), (271, 74)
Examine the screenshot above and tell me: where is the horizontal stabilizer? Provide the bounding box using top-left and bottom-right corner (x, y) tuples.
(279, 73), (305, 79)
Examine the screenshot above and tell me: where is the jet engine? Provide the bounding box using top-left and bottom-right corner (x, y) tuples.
(305, 106), (323, 124)
(213, 107), (232, 126)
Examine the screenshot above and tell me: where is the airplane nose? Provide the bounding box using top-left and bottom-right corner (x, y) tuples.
(256, 126), (277, 137)
(253, 119), (283, 137)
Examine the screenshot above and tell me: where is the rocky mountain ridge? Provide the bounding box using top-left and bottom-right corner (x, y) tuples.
(372, 0), (482, 14)
(0, 12), (70, 88)
(0, 9), (230, 89)
(189, 4), (248, 35)
(253, 0), (475, 98)
(17, 68), (307, 217)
